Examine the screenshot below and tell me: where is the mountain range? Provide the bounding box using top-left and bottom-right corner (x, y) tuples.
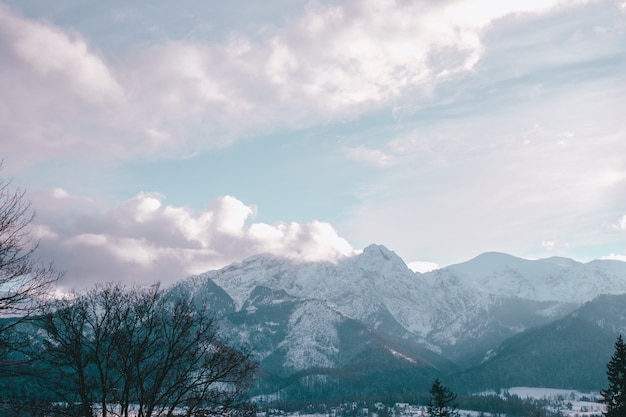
(171, 244), (626, 401)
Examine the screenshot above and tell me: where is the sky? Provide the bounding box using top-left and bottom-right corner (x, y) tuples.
(1, 0), (626, 290)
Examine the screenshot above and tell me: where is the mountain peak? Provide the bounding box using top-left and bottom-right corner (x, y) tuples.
(542, 256), (581, 268)
(356, 244), (409, 271)
(362, 244), (395, 260)
(446, 252), (528, 277)
(468, 251), (523, 264)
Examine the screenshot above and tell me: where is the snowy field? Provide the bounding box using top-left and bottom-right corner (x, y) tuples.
(260, 387), (606, 417)
(478, 387), (605, 417)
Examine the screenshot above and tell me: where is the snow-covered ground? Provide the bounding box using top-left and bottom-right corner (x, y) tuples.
(493, 386), (599, 400)
(258, 387), (606, 417)
(478, 387), (605, 417)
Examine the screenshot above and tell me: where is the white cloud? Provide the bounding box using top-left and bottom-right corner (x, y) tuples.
(602, 253), (626, 262)
(29, 224), (59, 240)
(1, 0), (599, 165)
(344, 146), (395, 168)
(407, 261), (440, 273)
(0, 5), (135, 163)
(133, 192), (163, 223)
(66, 233), (108, 247)
(273, 221), (356, 262)
(443, 0), (595, 28)
(4, 0), (622, 273)
(211, 195), (255, 236)
(614, 214), (626, 231)
(341, 67), (626, 265)
(32, 190), (357, 289)
(266, 37), (299, 84)
(0, 4), (123, 104)
(52, 188), (70, 199)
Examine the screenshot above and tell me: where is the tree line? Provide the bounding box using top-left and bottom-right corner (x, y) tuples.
(35, 283), (256, 417)
(1, 280), (257, 417)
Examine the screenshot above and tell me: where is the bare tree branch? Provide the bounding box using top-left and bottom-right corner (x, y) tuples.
(0, 164), (61, 376)
(36, 283), (257, 417)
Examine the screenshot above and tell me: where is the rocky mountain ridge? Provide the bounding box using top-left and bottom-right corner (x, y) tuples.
(176, 244), (626, 397)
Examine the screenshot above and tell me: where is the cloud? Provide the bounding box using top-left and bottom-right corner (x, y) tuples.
(344, 146), (395, 168)
(0, 4), (123, 104)
(407, 261), (440, 273)
(602, 253), (626, 262)
(341, 64), (626, 265)
(0, 4), (131, 162)
(613, 214), (626, 231)
(5, 0), (622, 273)
(30, 190), (357, 290)
(1, 0), (599, 166)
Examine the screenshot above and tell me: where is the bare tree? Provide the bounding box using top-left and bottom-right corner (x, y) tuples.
(38, 293), (96, 417)
(0, 169), (59, 317)
(132, 292), (256, 417)
(37, 283), (257, 417)
(0, 167), (60, 374)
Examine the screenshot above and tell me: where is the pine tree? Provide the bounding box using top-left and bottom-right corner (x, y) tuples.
(600, 335), (626, 417)
(428, 379), (458, 417)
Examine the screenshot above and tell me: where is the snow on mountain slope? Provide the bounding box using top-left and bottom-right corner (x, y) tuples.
(210, 283), (454, 376)
(190, 245), (626, 363)
(279, 299), (341, 371)
(197, 245), (436, 337)
(439, 252), (626, 302)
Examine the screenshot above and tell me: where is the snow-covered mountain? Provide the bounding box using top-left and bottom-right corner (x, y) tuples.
(455, 293), (626, 391)
(175, 244), (626, 396)
(198, 245), (434, 337)
(441, 252), (626, 303)
(422, 251), (626, 361)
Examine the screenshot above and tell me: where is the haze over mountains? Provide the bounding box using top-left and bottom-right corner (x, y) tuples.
(170, 244), (626, 399)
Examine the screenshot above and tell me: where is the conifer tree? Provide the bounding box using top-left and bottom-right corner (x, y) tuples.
(428, 379), (458, 417)
(601, 335), (626, 417)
